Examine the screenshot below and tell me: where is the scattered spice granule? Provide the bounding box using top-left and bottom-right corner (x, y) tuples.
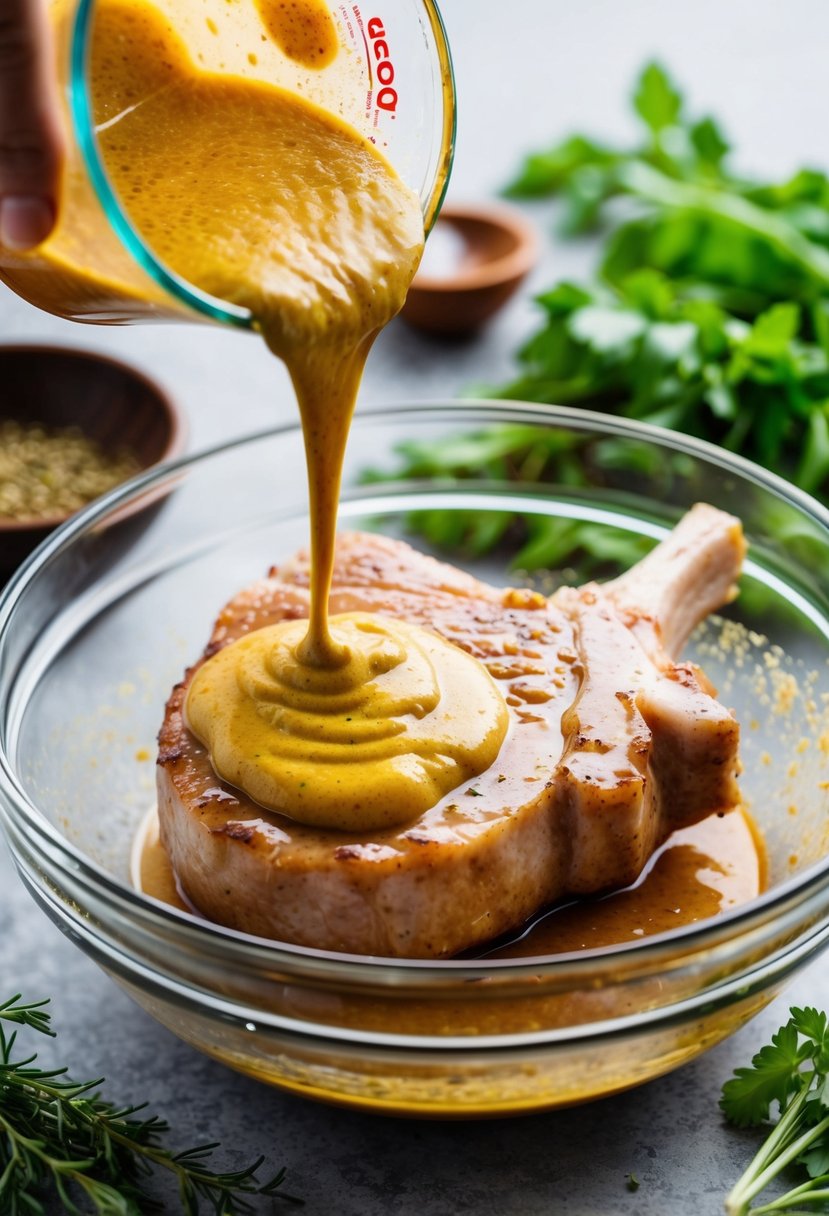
(772, 671), (798, 715)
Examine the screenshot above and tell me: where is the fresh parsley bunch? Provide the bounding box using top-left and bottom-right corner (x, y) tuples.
(370, 62), (829, 570)
(499, 60), (829, 495)
(722, 1008), (829, 1215)
(362, 422), (656, 582)
(489, 279), (829, 496)
(507, 60), (829, 322)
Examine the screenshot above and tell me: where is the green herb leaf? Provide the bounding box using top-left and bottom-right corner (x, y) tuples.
(723, 1010), (829, 1216)
(791, 1007), (829, 1049)
(567, 305), (646, 353)
(505, 135), (618, 200)
(690, 116), (730, 171)
(0, 994), (300, 1213)
(720, 1019), (806, 1127)
(633, 62), (683, 134)
(800, 1140), (829, 1179)
(369, 61), (829, 572)
(743, 303), (801, 358)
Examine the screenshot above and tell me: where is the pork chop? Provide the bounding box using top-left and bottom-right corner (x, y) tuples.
(156, 503), (744, 957)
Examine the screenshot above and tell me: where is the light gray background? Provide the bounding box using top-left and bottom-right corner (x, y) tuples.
(2, 2), (829, 1211)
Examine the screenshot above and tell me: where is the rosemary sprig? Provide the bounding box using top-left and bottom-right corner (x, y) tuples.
(0, 994), (300, 1215)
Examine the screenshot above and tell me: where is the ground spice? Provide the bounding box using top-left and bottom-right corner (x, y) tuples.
(0, 419), (140, 520)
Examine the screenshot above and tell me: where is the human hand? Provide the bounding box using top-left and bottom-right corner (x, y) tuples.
(0, 0), (63, 250)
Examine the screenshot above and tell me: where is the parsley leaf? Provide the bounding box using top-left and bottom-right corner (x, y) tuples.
(720, 1020), (806, 1127)
(690, 116), (730, 172)
(791, 1006), (829, 1049)
(634, 62), (682, 134)
(722, 1008), (829, 1216)
(369, 63), (829, 580)
(493, 60), (829, 505)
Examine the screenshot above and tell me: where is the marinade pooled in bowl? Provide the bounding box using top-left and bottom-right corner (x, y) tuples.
(5, 408), (829, 1111)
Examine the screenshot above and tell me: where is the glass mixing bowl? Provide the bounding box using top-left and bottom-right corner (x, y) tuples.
(2, 402), (829, 1116)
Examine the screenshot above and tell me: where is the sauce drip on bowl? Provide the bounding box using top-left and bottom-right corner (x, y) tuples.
(87, 0), (507, 829)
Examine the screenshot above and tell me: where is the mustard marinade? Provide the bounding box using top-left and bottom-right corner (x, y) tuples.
(86, 0), (507, 828)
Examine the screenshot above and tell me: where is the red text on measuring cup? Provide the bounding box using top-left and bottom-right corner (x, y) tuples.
(367, 17), (398, 112)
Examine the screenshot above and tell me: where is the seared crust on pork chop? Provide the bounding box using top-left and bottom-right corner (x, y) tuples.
(157, 506), (743, 958)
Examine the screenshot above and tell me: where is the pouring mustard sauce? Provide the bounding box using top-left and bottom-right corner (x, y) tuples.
(48, 0), (763, 956)
(88, 0), (507, 830)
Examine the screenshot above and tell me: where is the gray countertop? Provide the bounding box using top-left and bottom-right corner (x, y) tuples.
(3, 2), (829, 1212)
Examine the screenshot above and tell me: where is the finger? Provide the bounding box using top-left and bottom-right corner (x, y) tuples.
(0, 0), (64, 250)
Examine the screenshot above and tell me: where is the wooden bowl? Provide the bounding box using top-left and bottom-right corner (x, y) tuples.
(401, 202), (540, 335)
(0, 345), (185, 577)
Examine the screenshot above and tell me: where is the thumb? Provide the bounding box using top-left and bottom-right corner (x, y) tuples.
(0, 0), (63, 251)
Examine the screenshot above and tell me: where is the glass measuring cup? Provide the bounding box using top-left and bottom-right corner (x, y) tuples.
(0, 0), (455, 326)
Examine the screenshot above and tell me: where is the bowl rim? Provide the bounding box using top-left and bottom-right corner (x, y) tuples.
(2, 397), (829, 983)
(0, 342), (187, 533)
